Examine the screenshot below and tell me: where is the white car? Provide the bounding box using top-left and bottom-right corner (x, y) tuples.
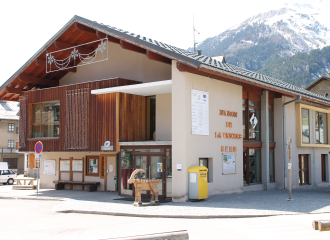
(0, 169), (17, 185)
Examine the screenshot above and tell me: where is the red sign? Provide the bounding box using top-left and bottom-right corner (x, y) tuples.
(35, 141), (43, 154)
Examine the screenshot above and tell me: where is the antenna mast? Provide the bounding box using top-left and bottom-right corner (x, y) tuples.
(193, 14), (200, 53)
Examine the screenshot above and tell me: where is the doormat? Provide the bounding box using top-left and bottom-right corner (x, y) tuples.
(113, 197), (171, 204)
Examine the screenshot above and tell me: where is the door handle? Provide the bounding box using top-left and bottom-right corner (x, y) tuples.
(149, 166), (150, 179)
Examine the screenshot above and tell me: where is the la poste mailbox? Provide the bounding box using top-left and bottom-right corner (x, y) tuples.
(188, 166), (208, 200)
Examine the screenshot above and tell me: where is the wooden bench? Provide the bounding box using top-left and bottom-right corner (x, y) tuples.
(53, 180), (100, 192)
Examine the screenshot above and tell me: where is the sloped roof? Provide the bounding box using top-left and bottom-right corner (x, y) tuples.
(1, 15), (330, 105)
(0, 101), (19, 120)
(305, 75), (330, 91)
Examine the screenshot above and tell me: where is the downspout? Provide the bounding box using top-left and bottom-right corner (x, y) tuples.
(283, 95), (301, 189)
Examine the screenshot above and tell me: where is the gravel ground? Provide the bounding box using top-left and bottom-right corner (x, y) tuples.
(1, 184), (330, 218)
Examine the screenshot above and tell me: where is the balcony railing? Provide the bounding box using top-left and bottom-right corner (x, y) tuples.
(0, 148), (19, 154)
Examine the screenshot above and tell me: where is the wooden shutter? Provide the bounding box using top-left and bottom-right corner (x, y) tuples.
(28, 154), (36, 168)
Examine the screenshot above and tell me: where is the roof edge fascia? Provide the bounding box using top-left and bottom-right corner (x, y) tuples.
(200, 64), (330, 105)
(0, 15), (81, 93)
(74, 16), (201, 69)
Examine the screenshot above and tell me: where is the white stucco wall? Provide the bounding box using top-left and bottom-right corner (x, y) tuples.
(281, 96), (330, 189)
(156, 93), (172, 141)
(39, 151), (113, 190)
(60, 41), (171, 85)
(172, 61), (243, 202)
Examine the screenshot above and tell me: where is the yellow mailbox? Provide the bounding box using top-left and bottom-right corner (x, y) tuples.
(188, 166), (208, 200)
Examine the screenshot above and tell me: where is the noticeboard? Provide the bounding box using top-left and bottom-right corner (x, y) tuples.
(43, 159), (56, 175)
(222, 153), (237, 174)
(191, 89), (209, 135)
(72, 160), (83, 172)
(60, 160), (70, 172)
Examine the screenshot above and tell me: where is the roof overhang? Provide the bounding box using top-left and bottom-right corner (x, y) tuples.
(91, 80), (172, 96)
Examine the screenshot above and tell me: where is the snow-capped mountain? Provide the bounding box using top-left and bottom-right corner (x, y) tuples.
(192, 1), (330, 72)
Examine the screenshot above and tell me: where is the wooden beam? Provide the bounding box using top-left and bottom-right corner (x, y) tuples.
(146, 50), (171, 65)
(120, 40), (146, 54)
(6, 87), (22, 95)
(96, 31), (120, 44)
(35, 59), (76, 73)
(18, 74), (59, 87)
(54, 41), (93, 54)
(74, 23), (96, 36)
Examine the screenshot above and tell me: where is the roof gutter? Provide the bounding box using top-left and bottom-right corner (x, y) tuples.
(283, 95), (301, 189)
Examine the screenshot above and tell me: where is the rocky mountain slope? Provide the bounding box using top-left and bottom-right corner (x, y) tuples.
(190, 1), (330, 86)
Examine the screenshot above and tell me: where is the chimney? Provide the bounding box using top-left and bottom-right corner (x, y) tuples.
(197, 49), (202, 55)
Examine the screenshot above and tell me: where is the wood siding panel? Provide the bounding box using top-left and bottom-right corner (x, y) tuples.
(19, 78), (140, 152)
(119, 93), (147, 142)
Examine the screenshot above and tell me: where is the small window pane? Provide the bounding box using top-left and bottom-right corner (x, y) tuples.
(269, 111), (274, 142)
(249, 149), (261, 183)
(302, 109), (309, 143)
(88, 159), (98, 173)
(269, 149), (275, 182)
(42, 102), (60, 123)
(249, 101), (259, 107)
(33, 104), (41, 123)
(243, 106), (246, 140)
(317, 112), (327, 144)
(32, 125), (41, 138)
(249, 108), (260, 141)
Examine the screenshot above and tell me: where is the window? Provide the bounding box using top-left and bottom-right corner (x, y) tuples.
(8, 140), (14, 148)
(32, 101), (60, 138)
(8, 123), (14, 132)
(242, 94), (261, 141)
(86, 156), (99, 176)
(243, 149), (261, 185)
(302, 109), (309, 143)
(315, 112), (327, 144)
(16, 126), (19, 134)
(199, 158), (213, 182)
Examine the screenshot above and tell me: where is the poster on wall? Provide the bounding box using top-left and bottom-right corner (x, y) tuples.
(222, 153), (237, 174)
(60, 160), (70, 172)
(43, 159), (56, 175)
(72, 160), (83, 172)
(191, 89), (209, 135)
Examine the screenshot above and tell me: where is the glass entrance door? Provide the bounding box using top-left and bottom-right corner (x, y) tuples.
(150, 156), (163, 196)
(133, 154), (165, 199)
(299, 154), (309, 185)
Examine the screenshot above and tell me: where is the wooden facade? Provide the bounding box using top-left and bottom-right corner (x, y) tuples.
(18, 78), (146, 152)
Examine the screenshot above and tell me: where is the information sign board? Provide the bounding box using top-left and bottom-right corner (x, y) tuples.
(191, 89), (209, 135)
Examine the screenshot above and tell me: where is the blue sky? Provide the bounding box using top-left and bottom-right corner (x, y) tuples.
(0, 0), (324, 85)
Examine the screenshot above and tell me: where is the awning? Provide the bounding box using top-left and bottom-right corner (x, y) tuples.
(91, 80), (172, 96)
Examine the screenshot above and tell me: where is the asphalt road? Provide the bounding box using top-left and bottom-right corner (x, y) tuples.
(2, 198), (330, 240)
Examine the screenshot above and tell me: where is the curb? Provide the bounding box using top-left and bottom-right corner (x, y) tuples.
(56, 209), (310, 219)
(0, 196), (65, 201)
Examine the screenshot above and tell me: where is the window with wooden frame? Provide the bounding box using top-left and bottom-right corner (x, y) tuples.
(315, 111), (328, 144)
(32, 101), (60, 138)
(86, 156), (99, 176)
(301, 108), (310, 143)
(243, 92), (261, 142)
